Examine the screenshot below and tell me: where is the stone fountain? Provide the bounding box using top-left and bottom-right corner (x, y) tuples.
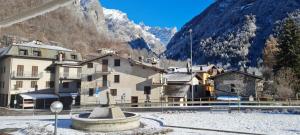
(71, 92), (140, 132)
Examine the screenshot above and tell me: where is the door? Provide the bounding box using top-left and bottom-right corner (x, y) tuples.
(102, 75), (107, 87)
(102, 59), (108, 72)
(32, 66), (38, 77)
(131, 96), (138, 107)
(17, 65), (24, 76)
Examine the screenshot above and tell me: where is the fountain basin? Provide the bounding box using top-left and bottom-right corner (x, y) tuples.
(71, 112), (141, 132)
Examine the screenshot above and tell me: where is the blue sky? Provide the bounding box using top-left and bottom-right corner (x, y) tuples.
(100, 0), (214, 29)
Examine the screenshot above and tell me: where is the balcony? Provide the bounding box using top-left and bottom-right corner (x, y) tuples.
(60, 74), (81, 80)
(82, 68), (113, 78)
(94, 68), (113, 75)
(11, 71), (43, 79)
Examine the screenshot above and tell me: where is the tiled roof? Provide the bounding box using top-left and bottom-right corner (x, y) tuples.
(210, 70), (263, 80)
(80, 53), (166, 72)
(165, 72), (196, 82)
(172, 64), (217, 73)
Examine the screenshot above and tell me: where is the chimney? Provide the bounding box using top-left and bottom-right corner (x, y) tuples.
(186, 61), (191, 73)
(151, 57), (158, 65)
(58, 52), (64, 61)
(138, 56), (144, 63)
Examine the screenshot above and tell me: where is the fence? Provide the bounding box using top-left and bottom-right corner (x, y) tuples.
(77, 97), (300, 109)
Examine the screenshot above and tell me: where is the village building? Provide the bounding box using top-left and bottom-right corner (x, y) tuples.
(79, 50), (166, 106)
(167, 64), (223, 99)
(210, 70), (263, 99)
(0, 40), (82, 109)
(164, 72), (200, 104)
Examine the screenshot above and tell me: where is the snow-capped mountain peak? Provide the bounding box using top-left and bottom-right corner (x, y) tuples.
(103, 8), (177, 54)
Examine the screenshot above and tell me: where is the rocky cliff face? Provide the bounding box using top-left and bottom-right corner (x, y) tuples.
(103, 8), (176, 55)
(165, 0), (300, 68)
(0, 0), (128, 56)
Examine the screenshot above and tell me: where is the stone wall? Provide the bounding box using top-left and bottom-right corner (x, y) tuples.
(214, 72), (258, 97)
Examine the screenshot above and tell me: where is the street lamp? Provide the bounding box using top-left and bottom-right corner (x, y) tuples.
(50, 101), (63, 135)
(189, 29), (194, 103)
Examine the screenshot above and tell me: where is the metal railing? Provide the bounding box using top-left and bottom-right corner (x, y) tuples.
(78, 97), (300, 108)
(11, 71), (43, 79)
(152, 78), (167, 86)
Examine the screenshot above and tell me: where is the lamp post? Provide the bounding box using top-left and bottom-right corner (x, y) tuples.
(50, 101), (63, 135)
(189, 29), (194, 103)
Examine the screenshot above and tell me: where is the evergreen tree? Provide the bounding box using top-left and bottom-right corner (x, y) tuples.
(275, 18), (300, 78)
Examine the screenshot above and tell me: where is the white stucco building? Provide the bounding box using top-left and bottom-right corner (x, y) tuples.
(0, 40), (82, 109)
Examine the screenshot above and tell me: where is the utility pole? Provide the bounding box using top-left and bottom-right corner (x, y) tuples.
(189, 29), (194, 103)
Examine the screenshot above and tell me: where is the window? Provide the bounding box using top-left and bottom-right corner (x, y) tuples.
(89, 88), (94, 96)
(17, 65), (24, 76)
(103, 75), (107, 87)
(46, 81), (50, 88)
(114, 75), (120, 83)
(77, 82), (81, 88)
(110, 89), (117, 96)
(2, 66), (5, 73)
(16, 81), (23, 89)
(31, 81), (37, 88)
(87, 75), (93, 82)
(230, 84), (235, 93)
(19, 49), (28, 55)
(87, 63), (93, 68)
(63, 82), (69, 88)
(33, 51), (41, 56)
(71, 54), (77, 60)
(46, 81), (54, 88)
(114, 59), (120, 66)
(102, 59), (108, 72)
(2, 81), (4, 88)
(32, 66), (38, 77)
(144, 86), (151, 95)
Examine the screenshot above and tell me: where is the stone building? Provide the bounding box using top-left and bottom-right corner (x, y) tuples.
(80, 51), (166, 105)
(164, 72), (200, 104)
(0, 40), (82, 109)
(167, 64), (224, 98)
(210, 71), (263, 98)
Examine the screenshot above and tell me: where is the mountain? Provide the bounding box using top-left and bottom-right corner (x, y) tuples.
(140, 24), (177, 46)
(165, 0), (300, 68)
(103, 8), (176, 54)
(0, 0), (129, 56)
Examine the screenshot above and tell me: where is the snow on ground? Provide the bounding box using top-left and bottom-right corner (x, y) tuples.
(0, 111), (299, 135)
(0, 114), (169, 135)
(141, 111), (300, 135)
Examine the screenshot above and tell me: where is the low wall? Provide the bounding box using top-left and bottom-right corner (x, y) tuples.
(71, 112), (140, 132)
